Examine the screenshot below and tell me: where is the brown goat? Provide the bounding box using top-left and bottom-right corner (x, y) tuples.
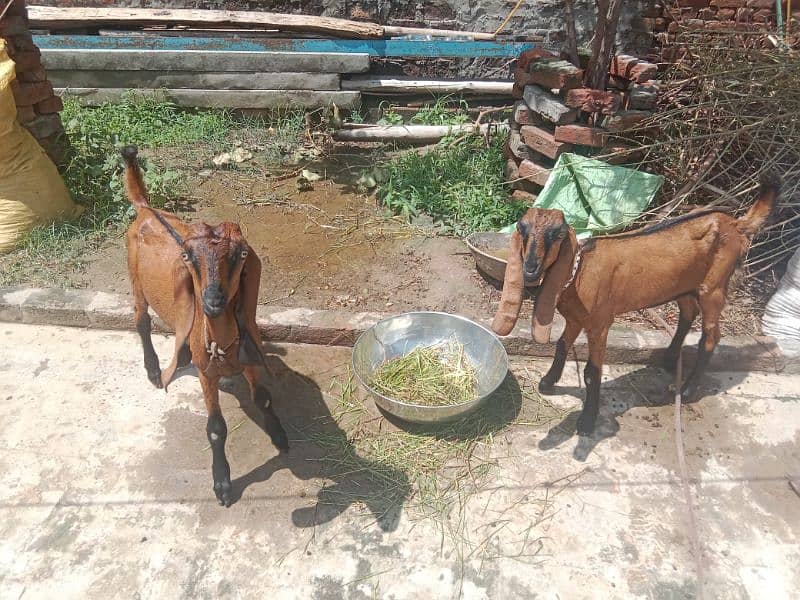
(492, 174), (781, 436)
(122, 145), (287, 506)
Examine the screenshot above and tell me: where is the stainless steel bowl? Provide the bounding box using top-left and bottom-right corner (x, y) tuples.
(464, 232), (537, 288)
(352, 312), (509, 424)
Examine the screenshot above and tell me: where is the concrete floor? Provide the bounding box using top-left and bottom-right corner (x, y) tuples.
(0, 323), (798, 600)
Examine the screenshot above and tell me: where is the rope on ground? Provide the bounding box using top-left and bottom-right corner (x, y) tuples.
(645, 308), (705, 599)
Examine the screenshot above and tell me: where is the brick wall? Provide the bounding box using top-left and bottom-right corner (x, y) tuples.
(639, 0), (798, 61)
(1, 0), (67, 165)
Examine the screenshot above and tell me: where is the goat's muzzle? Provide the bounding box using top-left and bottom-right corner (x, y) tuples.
(202, 284), (226, 318)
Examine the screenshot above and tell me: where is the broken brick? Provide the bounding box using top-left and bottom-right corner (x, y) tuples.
(563, 88), (621, 115)
(523, 85), (577, 125)
(717, 7), (737, 18)
(554, 124), (609, 148)
(609, 55), (658, 83)
(529, 58), (584, 91)
(518, 159), (553, 186)
(513, 101), (540, 127)
(711, 0), (745, 6)
(520, 125), (573, 160)
(601, 110), (651, 132)
(516, 48), (557, 72)
(9, 49), (42, 72)
(17, 67), (47, 83)
(506, 131), (534, 162)
(746, 0), (774, 7)
(12, 81), (54, 107)
(36, 96), (64, 115)
(23, 114), (65, 140)
(0, 16), (28, 37)
(16, 104), (36, 124)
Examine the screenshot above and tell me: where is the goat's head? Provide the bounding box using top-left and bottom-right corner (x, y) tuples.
(176, 222), (253, 319)
(491, 208), (576, 343)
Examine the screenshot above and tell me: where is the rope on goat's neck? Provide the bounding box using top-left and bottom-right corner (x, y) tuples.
(202, 317), (239, 365)
(562, 238), (585, 292)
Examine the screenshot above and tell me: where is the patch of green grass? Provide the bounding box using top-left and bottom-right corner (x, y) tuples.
(410, 96), (471, 126)
(378, 134), (527, 236)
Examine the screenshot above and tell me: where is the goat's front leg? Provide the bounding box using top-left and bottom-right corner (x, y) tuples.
(577, 325), (609, 436)
(199, 373), (232, 507)
(243, 365), (289, 453)
(681, 290), (723, 401)
(539, 320), (583, 393)
(661, 295), (700, 373)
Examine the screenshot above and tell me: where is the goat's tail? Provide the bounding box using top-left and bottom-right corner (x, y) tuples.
(737, 172), (781, 237)
(121, 145), (149, 210)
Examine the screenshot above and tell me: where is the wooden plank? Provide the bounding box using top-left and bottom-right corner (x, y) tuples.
(57, 88), (361, 109)
(41, 49), (370, 74)
(28, 6), (385, 39)
(33, 35), (536, 58)
(47, 70), (341, 91)
(342, 77), (512, 95)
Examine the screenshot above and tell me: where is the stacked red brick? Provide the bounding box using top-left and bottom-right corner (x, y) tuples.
(505, 49), (658, 195)
(641, 0), (799, 61)
(0, 0), (67, 164)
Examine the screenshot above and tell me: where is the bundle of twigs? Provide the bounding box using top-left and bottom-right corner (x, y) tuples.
(621, 31), (799, 279)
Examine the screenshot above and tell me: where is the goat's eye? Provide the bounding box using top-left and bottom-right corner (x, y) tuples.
(240, 250), (249, 259)
(181, 251), (190, 262)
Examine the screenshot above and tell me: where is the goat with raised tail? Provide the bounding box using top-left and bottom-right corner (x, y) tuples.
(492, 174), (781, 437)
(122, 145), (288, 506)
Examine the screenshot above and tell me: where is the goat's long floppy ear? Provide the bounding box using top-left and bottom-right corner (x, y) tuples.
(161, 260), (195, 390)
(492, 230), (525, 336)
(237, 247), (265, 366)
(531, 229), (577, 344)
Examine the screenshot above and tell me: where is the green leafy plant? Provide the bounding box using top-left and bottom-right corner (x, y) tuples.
(377, 101), (404, 126)
(378, 134), (527, 236)
(411, 96), (471, 126)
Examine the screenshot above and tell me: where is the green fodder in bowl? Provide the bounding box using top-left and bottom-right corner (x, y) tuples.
(369, 339), (478, 407)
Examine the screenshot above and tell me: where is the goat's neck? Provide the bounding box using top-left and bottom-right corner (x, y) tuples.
(202, 310), (240, 350)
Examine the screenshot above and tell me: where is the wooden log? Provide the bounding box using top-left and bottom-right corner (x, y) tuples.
(563, 87), (621, 114)
(48, 70), (341, 91)
(522, 85), (576, 125)
(41, 49), (370, 74)
(341, 77), (513, 95)
(382, 25), (495, 41)
(332, 122), (509, 142)
(520, 125), (573, 160)
(58, 88), (361, 109)
(28, 6), (385, 39)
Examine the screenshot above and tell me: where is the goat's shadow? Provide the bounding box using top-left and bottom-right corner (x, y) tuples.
(536, 356), (751, 461)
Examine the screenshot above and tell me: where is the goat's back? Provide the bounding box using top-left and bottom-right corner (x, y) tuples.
(126, 210), (193, 328)
(571, 211), (747, 317)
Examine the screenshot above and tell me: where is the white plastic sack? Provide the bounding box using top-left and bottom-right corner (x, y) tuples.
(762, 248), (800, 342)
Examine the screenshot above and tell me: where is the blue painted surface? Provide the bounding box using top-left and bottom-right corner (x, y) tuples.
(32, 35), (536, 58)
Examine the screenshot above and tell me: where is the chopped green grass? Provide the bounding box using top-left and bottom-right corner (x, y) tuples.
(370, 339), (478, 407)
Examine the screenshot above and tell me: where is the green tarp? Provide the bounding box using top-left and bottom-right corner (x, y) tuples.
(502, 153), (663, 239)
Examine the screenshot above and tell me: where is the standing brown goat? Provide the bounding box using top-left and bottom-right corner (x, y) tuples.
(123, 146), (287, 506)
(492, 174), (781, 436)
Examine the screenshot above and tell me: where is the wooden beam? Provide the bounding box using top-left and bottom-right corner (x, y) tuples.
(28, 6), (385, 39)
(47, 70), (340, 91)
(41, 49), (370, 74)
(57, 88), (361, 109)
(33, 35), (536, 58)
(342, 77), (512, 95)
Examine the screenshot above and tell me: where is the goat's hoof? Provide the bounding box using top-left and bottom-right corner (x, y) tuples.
(538, 379), (556, 394)
(147, 369), (163, 389)
(214, 480), (232, 507)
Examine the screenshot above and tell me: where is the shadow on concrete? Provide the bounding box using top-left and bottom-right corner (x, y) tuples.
(536, 358), (751, 461)
(213, 352), (408, 532)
